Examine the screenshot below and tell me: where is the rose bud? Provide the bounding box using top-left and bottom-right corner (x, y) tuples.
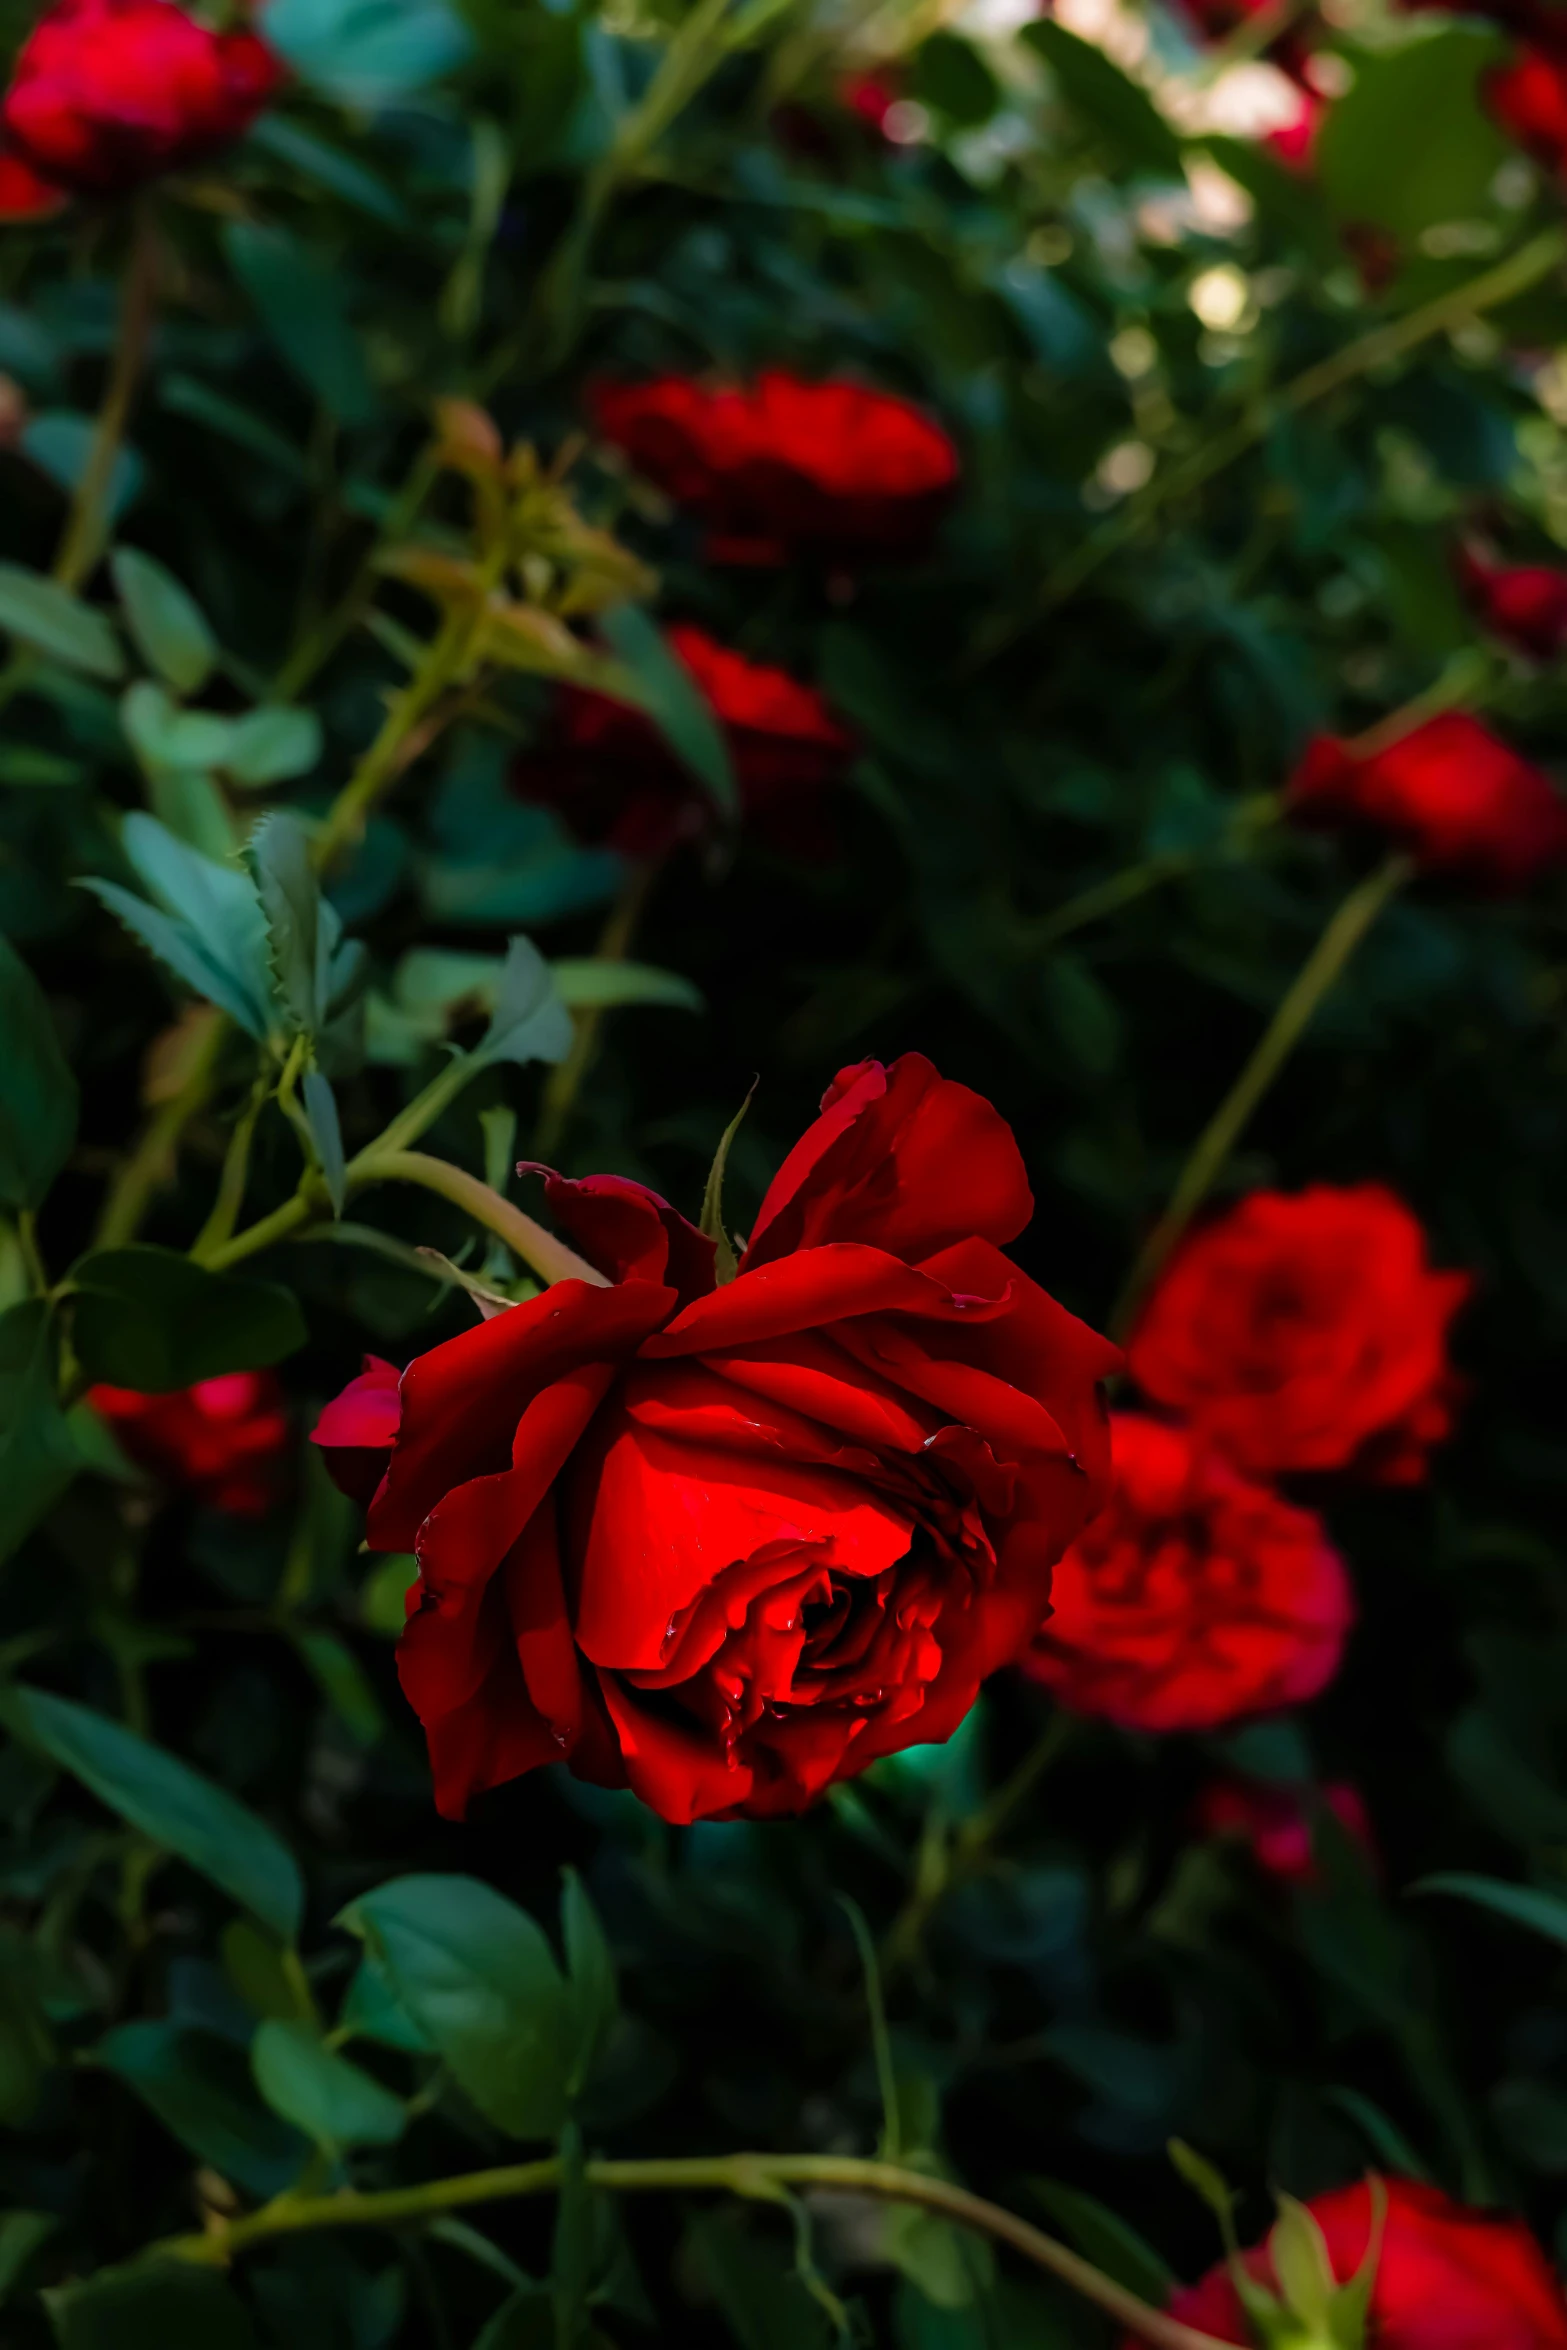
(1195, 1774), (1373, 1883)
(590, 371), (959, 565)
(1127, 1184), (1471, 1483)
(1021, 1413), (1354, 1733)
(1142, 2176), (1567, 2349)
(89, 1371), (292, 1518)
(1457, 540), (1567, 660)
(1, 0), (281, 201)
(512, 623), (854, 859)
(1285, 712), (1567, 890)
(313, 1055), (1117, 1826)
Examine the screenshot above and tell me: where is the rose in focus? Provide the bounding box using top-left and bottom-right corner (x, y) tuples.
(1128, 1184), (1471, 1482)
(1022, 1413), (1353, 1732)
(513, 623), (853, 858)
(315, 1057), (1117, 1825)
(1149, 2177), (1567, 2350)
(591, 372), (959, 564)
(1, 0), (280, 201)
(89, 1372), (292, 1517)
(1286, 713), (1567, 889)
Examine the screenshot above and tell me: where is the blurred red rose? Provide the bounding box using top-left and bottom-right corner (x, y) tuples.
(314, 1055), (1117, 1825)
(1195, 1774), (1372, 1882)
(0, 140), (67, 219)
(1266, 84), (1323, 169)
(1285, 713), (1567, 889)
(90, 1371), (292, 1517)
(839, 68), (901, 133)
(1458, 541), (1567, 658)
(1489, 44), (1567, 163)
(512, 623), (854, 858)
(1, 0), (280, 201)
(1128, 1185), (1471, 1483)
(1021, 1413), (1353, 1733)
(1149, 2177), (1567, 2350)
(591, 371), (959, 563)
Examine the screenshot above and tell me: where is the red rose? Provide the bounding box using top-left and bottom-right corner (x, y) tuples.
(1195, 1774), (1372, 1882)
(1489, 44), (1567, 162)
(1286, 714), (1567, 889)
(591, 371), (959, 564)
(0, 140), (67, 219)
(513, 623), (854, 859)
(1148, 2178), (1567, 2350)
(1, 0), (280, 202)
(313, 1055), (1117, 1825)
(1128, 1185), (1471, 1484)
(838, 69), (901, 134)
(1458, 541), (1567, 659)
(89, 1371), (292, 1517)
(1021, 1413), (1353, 1733)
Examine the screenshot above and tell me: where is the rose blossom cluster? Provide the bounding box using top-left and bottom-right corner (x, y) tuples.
(1025, 1183), (1471, 1765)
(315, 1056), (1118, 1825)
(1, 0), (280, 220)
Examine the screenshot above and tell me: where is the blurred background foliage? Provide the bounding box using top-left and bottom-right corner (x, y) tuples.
(7, 0), (1567, 2337)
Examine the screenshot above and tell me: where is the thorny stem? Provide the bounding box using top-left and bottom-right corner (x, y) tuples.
(974, 226), (1567, 664)
(152, 2151), (1235, 2350)
(1112, 849), (1413, 1334)
(532, 858), (662, 1162)
(354, 1152), (608, 1288)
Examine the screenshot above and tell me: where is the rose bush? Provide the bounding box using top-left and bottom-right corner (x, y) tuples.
(316, 1055), (1116, 1822)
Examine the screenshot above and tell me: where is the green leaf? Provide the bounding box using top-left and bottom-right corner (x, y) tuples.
(699, 1084), (755, 1286)
(598, 605), (737, 818)
(0, 1301), (79, 1566)
(0, 2210), (58, 2307)
(245, 114), (410, 227)
(226, 705), (322, 788)
(110, 549), (217, 695)
(293, 1626), (384, 1744)
(157, 373), (312, 484)
(1167, 2138), (1236, 2227)
(561, 1869), (616, 2095)
(0, 562), (124, 680)
(82, 876), (268, 1037)
(263, 0), (474, 105)
(360, 1551), (419, 1636)
(121, 682), (236, 777)
(97, 2020), (309, 2198)
(550, 958), (703, 1012)
(0, 931), (78, 1211)
(339, 1874), (573, 2139)
(223, 221), (378, 429)
(105, 812), (273, 1037)
(686, 2213), (835, 2350)
(1268, 2196), (1338, 2333)
(1316, 26), (1509, 245)
(252, 2018), (407, 2149)
(69, 1245), (307, 1390)
(0, 1685), (304, 1938)
(1023, 20), (1184, 175)
(479, 936), (575, 1069)
(22, 415), (144, 521)
(302, 1070), (347, 1216)
(1028, 2180), (1173, 2304)
(1414, 1870), (1567, 1949)
(45, 2262), (260, 2350)
(338, 1949), (435, 2055)
(471, 2287), (556, 2350)
(250, 811), (329, 1035)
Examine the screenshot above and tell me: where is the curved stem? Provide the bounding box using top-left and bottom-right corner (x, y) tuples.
(311, 616), (466, 871)
(152, 2151), (1232, 2350)
(1344, 647), (1493, 760)
(190, 1069), (269, 1259)
(352, 1151), (609, 1288)
(55, 198), (160, 592)
(974, 226), (1567, 662)
(1113, 850), (1412, 1334)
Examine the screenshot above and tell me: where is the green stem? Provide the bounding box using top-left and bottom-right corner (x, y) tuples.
(1344, 647), (1493, 760)
(975, 227), (1567, 662)
(151, 2151), (1234, 2350)
(311, 615), (466, 870)
(55, 199), (160, 592)
(190, 1070), (269, 1260)
(352, 1152), (609, 1288)
(1113, 849), (1413, 1334)
(532, 858), (661, 1162)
